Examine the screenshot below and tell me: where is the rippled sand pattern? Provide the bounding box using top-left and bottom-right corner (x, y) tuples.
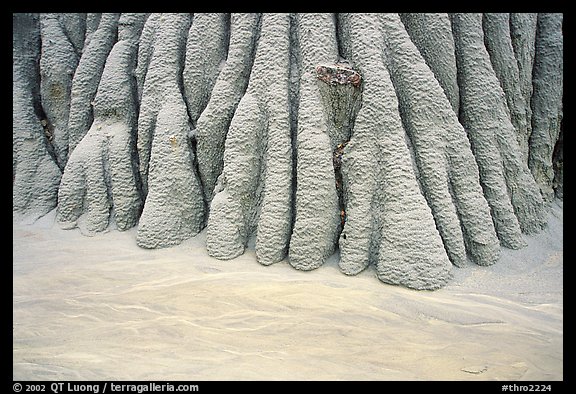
(13, 202), (563, 380)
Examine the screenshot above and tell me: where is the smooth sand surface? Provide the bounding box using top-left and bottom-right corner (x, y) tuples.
(13, 201), (562, 380)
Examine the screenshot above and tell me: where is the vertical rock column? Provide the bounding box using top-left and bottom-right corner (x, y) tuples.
(206, 13), (293, 266)
(84, 14), (102, 45)
(134, 13), (159, 103)
(483, 13), (530, 164)
(57, 13), (147, 233)
(13, 13), (62, 223)
(194, 13), (259, 203)
(451, 13), (546, 243)
(58, 13), (86, 56)
(136, 13), (206, 249)
(183, 13), (229, 127)
(339, 13), (452, 289)
(67, 13), (120, 156)
(529, 13), (563, 202)
(38, 13), (79, 169)
(399, 13), (460, 114)
(288, 13), (341, 271)
(510, 13), (538, 163)
(254, 14), (296, 266)
(382, 13), (500, 268)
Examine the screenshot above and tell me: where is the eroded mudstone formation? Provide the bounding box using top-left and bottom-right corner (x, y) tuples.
(57, 13), (146, 234)
(13, 13), (563, 290)
(529, 13), (563, 202)
(207, 13), (293, 267)
(13, 13), (62, 223)
(451, 13), (546, 241)
(135, 13), (206, 249)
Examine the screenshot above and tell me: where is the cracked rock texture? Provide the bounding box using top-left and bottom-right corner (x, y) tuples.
(13, 13), (563, 290)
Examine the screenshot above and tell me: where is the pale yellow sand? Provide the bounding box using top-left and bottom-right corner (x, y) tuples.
(13, 201), (562, 381)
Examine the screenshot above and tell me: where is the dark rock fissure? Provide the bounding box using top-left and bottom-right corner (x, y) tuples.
(36, 106), (62, 172)
(33, 14), (67, 172)
(222, 13), (232, 62)
(176, 14), (211, 218)
(288, 13), (300, 236)
(332, 141), (347, 236)
(552, 125), (563, 199)
(315, 62), (363, 241)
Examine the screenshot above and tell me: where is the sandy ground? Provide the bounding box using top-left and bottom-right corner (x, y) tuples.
(13, 201), (563, 381)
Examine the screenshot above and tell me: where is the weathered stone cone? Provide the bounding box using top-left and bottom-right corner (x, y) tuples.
(13, 13), (563, 290)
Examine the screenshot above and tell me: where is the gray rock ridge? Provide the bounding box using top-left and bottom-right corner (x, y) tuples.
(56, 13), (147, 234)
(183, 13), (229, 127)
(136, 13), (191, 198)
(194, 13), (259, 204)
(67, 13), (120, 157)
(13, 13), (62, 224)
(181, 13), (229, 208)
(483, 13), (530, 166)
(206, 13), (293, 266)
(399, 13), (460, 115)
(134, 13), (159, 104)
(382, 13), (500, 268)
(510, 13), (538, 164)
(338, 13), (452, 290)
(451, 13), (546, 245)
(253, 14), (295, 267)
(13, 13), (563, 291)
(136, 13), (206, 249)
(205, 92), (264, 260)
(59, 13), (86, 56)
(84, 14), (102, 47)
(288, 13), (341, 271)
(529, 13), (564, 202)
(39, 13), (79, 170)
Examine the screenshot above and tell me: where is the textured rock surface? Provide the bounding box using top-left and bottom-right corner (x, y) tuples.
(451, 13), (546, 244)
(38, 13), (79, 169)
(510, 13), (538, 162)
(399, 13), (460, 114)
(383, 13), (500, 268)
(13, 13), (62, 223)
(529, 13), (564, 202)
(57, 13), (147, 234)
(67, 13), (119, 156)
(207, 13), (293, 266)
(194, 13), (259, 202)
(13, 13), (563, 290)
(483, 13), (530, 164)
(289, 13), (341, 271)
(183, 13), (228, 126)
(58, 13), (86, 55)
(135, 13), (205, 249)
(339, 13), (453, 289)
